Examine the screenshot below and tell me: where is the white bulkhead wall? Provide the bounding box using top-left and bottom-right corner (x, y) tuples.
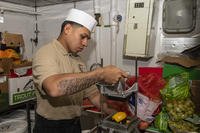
(0, 0), (168, 75)
(0, 1), (35, 60)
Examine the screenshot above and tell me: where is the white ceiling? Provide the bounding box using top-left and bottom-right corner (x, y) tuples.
(0, 0), (90, 7)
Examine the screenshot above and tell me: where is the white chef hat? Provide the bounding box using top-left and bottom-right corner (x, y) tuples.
(65, 8), (97, 32)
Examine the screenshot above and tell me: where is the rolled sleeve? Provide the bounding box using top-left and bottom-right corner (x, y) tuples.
(33, 48), (60, 95)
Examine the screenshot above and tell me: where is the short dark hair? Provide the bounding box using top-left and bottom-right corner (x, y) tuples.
(60, 21), (83, 33)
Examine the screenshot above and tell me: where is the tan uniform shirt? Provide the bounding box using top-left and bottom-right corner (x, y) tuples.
(33, 39), (98, 120)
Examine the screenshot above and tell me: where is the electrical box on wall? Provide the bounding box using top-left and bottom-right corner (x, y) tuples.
(123, 0), (155, 58)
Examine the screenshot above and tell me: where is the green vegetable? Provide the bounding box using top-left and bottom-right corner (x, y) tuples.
(168, 120), (199, 132)
(166, 99), (194, 121)
(161, 73), (190, 101)
(154, 110), (169, 132)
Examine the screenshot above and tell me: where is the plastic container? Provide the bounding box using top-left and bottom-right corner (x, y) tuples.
(0, 119), (27, 133)
(82, 130), (91, 133)
(30, 110), (35, 132)
(30, 110), (35, 122)
(0, 110), (27, 122)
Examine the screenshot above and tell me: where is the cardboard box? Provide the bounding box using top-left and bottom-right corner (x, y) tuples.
(0, 58), (13, 75)
(157, 45), (200, 68)
(8, 66), (35, 105)
(13, 61), (32, 68)
(2, 32), (24, 47)
(157, 53), (200, 68)
(190, 80), (200, 114)
(0, 76), (9, 112)
(0, 58), (32, 75)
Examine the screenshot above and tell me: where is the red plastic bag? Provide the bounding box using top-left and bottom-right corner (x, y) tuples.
(138, 73), (166, 100)
(82, 98), (101, 113)
(82, 98), (134, 116)
(126, 76), (136, 87)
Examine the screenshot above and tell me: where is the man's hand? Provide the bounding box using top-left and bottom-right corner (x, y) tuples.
(96, 65), (128, 84)
(88, 91), (116, 115)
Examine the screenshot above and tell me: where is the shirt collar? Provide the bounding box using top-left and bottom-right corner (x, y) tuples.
(52, 39), (71, 56)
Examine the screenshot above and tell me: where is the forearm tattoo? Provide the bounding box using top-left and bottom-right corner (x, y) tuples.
(58, 76), (98, 95)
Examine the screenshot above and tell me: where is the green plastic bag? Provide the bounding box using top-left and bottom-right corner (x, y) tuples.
(161, 73), (190, 101)
(154, 109), (169, 132)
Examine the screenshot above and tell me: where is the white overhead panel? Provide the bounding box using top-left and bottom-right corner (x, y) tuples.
(0, 0), (90, 7)
(123, 0), (155, 58)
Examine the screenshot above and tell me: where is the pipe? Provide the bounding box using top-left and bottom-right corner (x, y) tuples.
(110, 0), (118, 65)
(0, 7), (40, 15)
(94, 0), (100, 13)
(94, 0), (101, 63)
